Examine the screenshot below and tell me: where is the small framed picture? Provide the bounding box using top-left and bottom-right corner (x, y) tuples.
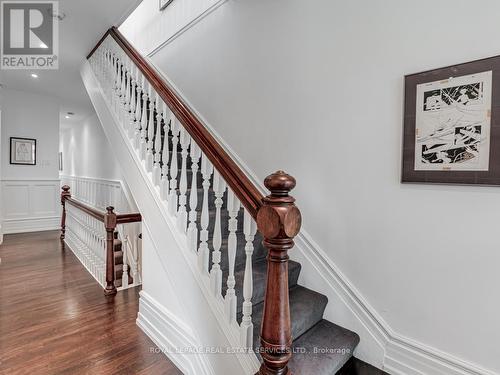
(160, 0), (174, 10)
(10, 137), (36, 165)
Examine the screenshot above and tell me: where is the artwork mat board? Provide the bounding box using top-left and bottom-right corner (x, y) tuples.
(414, 71), (492, 171)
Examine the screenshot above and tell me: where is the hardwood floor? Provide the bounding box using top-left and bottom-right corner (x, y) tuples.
(0, 231), (182, 375)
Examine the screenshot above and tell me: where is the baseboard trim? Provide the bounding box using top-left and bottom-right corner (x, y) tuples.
(295, 233), (497, 375)
(2, 216), (60, 234)
(137, 291), (215, 375)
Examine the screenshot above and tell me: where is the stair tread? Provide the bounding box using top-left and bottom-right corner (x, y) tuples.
(252, 285), (328, 351)
(289, 319), (359, 374)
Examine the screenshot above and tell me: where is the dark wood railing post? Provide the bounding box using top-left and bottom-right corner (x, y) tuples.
(104, 206), (117, 296)
(60, 185), (71, 240)
(257, 171), (302, 375)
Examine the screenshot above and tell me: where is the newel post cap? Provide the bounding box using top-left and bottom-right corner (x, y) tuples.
(258, 171), (302, 240)
(104, 206), (117, 230)
(61, 185), (71, 203)
(264, 170), (296, 196)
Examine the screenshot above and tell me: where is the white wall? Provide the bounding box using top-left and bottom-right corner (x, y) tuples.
(60, 113), (122, 181)
(0, 89), (60, 233)
(1, 89), (60, 180)
(121, 0), (500, 373)
(120, 0), (224, 56)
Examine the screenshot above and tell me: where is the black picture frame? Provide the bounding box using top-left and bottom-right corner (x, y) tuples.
(402, 55), (500, 185)
(159, 0), (174, 11)
(10, 137), (36, 166)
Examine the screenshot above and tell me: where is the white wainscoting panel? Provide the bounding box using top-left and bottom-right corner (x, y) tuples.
(1, 179), (60, 234)
(60, 175), (136, 213)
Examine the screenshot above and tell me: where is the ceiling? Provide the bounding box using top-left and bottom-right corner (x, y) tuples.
(0, 0), (142, 125)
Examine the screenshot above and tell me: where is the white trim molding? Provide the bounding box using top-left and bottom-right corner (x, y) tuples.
(1, 179), (60, 234)
(294, 233), (498, 375)
(137, 291), (215, 375)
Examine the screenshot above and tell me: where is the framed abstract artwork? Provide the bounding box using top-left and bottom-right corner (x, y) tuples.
(402, 55), (500, 185)
(159, 0), (174, 10)
(10, 137), (36, 165)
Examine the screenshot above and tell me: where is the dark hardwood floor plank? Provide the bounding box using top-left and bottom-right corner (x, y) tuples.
(0, 231), (182, 375)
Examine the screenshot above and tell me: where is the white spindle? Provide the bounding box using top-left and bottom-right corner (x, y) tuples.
(224, 189), (240, 323)
(139, 78), (148, 160)
(153, 95), (163, 185)
(197, 154), (213, 273)
(129, 64), (137, 138)
(146, 86), (155, 172)
(210, 169), (226, 297)
(134, 71), (143, 150)
(120, 57), (126, 106)
(124, 63), (130, 113)
(160, 101), (171, 200)
(122, 235), (129, 288)
(177, 127), (190, 232)
(187, 141), (201, 252)
(168, 118), (180, 216)
(240, 210), (257, 348)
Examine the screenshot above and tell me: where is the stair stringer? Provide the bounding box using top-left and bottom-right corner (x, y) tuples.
(81, 60), (260, 375)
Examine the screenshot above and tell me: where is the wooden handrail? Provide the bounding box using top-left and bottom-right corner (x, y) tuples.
(116, 213), (142, 224)
(87, 26), (264, 220)
(65, 197), (106, 221)
(63, 194), (141, 224)
(60, 185), (142, 296)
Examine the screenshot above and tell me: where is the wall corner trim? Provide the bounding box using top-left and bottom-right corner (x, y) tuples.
(137, 291), (215, 375)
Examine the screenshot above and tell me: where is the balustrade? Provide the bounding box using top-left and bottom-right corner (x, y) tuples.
(61, 185), (142, 295)
(88, 28), (301, 374)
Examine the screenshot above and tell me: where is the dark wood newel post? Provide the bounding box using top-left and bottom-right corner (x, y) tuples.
(104, 206), (118, 296)
(257, 171), (302, 375)
(60, 185), (71, 239)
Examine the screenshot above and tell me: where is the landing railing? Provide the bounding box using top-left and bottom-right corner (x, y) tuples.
(60, 185), (142, 295)
(88, 27), (302, 374)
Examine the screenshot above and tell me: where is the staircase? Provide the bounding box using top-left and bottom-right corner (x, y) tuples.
(167, 134), (360, 373)
(83, 27), (361, 374)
